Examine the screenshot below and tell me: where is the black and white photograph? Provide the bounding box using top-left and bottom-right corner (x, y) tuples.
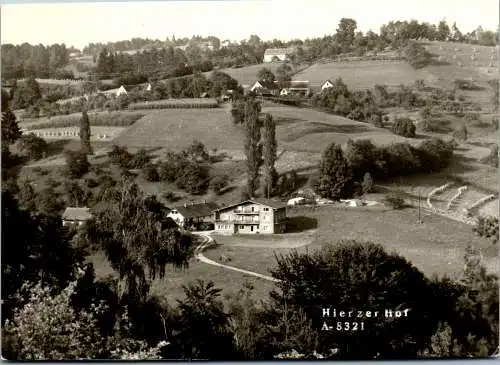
(1, 0), (499, 360)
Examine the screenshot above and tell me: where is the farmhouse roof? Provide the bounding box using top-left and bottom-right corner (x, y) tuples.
(215, 199), (286, 212)
(321, 79), (333, 86)
(173, 202), (219, 219)
(252, 80), (279, 90)
(62, 207), (93, 221)
(264, 48), (295, 56)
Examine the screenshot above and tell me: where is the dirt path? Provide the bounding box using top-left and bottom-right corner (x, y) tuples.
(194, 233), (281, 283)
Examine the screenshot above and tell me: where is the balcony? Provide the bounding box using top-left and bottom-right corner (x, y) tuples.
(234, 208), (260, 215)
(216, 218), (260, 224)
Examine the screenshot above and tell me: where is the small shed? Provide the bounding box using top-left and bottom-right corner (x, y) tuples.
(62, 207), (93, 227)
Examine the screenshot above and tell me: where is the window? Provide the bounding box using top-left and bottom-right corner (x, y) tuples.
(240, 225), (244, 229)
(251, 226), (254, 232)
(251, 207), (254, 212)
(264, 208), (269, 211)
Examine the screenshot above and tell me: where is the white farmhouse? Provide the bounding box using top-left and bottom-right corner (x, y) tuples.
(263, 48), (294, 63)
(321, 79), (334, 91)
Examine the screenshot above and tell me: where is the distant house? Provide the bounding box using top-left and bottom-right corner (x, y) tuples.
(250, 80), (279, 96)
(146, 83), (152, 92)
(321, 80), (334, 91)
(263, 48), (295, 63)
(167, 201), (219, 228)
(280, 88), (290, 96)
(213, 199), (287, 235)
(221, 40), (232, 48)
(116, 85), (128, 96)
(62, 207), (92, 227)
(99, 85), (128, 98)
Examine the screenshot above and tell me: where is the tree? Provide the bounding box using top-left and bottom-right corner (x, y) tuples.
(84, 180), (195, 302)
(391, 118), (416, 138)
(403, 41), (432, 69)
(17, 134), (48, 160)
(80, 110), (92, 154)
(11, 76), (42, 109)
(1, 190), (82, 322)
(64, 150), (90, 179)
(169, 280), (236, 360)
(243, 98), (263, 197)
(473, 216), (499, 244)
(257, 68), (275, 84)
(276, 63), (293, 88)
(361, 172), (374, 194)
(313, 143), (354, 200)
(1, 89), (21, 147)
(141, 164), (160, 182)
(437, 20), (451, 41)
(262, 114), (278, 198)
(210, 174), (229, 195)
(3, 279), (168, 360)
(336, 18), (357, 51)
(269, 240), (440, 359)
(452, 123), (468, 142)
(450, 22), (464, 42)
(488, 79), (498, 113)
(176, 161), (209, 195)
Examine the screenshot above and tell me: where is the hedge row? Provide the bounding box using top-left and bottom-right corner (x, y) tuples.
(25, 112), (144, 130)
(128, 98), (219, 110)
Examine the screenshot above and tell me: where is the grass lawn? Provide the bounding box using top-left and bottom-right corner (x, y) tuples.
(263, 105), (419, 153)
(87, 250), (277, 305)
(293, 60), (434, 90)
(203, 205), (498, 284)
(114, 109), (245, 151)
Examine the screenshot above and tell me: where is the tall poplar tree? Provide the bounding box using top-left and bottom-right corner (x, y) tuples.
(80, 109), (92, 154)
(263, 113), (278, 198)
(243, 98), (262, 197)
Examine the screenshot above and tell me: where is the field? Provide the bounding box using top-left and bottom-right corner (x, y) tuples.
(114, 108), (246, 153)
(293, 60), (434, 90)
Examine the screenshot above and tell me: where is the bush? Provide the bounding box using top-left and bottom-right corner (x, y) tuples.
(129, 149), (151, 169)
(391, 118), (416, 138)
(361, 172), (374, 194)
(452, 124), (468, 142)
(108, 145), (133, 168)
(64, 150), (90, 179)
(210, 174), (229, 195)
(141, 164), (160, 182)
(384, 193), (406, 209)
(268, 240), (440, 358)
(17, 134), (48, 160)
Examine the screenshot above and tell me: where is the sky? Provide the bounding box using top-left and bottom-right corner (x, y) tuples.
(1, 0), (499, 50)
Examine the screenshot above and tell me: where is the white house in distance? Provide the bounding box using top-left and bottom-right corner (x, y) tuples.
(146, 83), (152, 92)
(263, 48), (294, 63)
(116, 85), (128, 96)
(280, 88), (290, 96)
(62, 207), (92, 227)
(321, 79), (334, 91)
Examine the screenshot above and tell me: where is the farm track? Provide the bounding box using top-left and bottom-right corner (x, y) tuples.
(194, 233), (281, 282)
